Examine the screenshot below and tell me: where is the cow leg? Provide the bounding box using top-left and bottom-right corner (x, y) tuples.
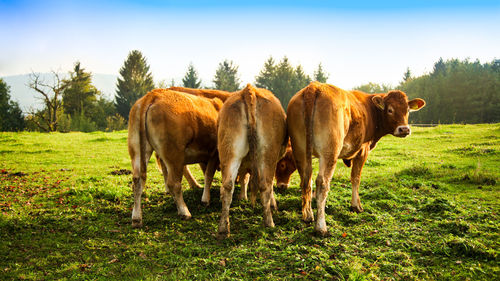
(201, 157), (219, 206)
(183, 166), (202, 189)
(259, 165), (276, 228)
(131, 146), (153, 228)
(293, 144), (314, 223)
(248, 173), (259, 207)
(350, 147), (369, 213)
(158, 155), (201, 190)
(315, 153), (337, 236)
(270, 187), (278, 211)
(237, 171), (250, 200)
(162, 160), (191, 220)
(217, 158), (241, 239)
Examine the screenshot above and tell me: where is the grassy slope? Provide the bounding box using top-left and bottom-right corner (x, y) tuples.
(0, 124), (499, 280)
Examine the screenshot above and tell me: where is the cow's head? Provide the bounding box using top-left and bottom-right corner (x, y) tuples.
(372, 91), (425, 138)
(275, 147), (296, 192)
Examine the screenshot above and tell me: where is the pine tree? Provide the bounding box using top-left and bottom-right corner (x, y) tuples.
(272, 57), (295, 107)
(115, 50), (154, 120)
(182, 63), (201, 88)
(213, 60), (241, 91)
(294, 65), (312, 89)
(255, 56), (311, 108)
(399, 58), (500, 124)
(0, 78), (25, 131)
(62, 62), (99, 117)
(432, 58), (446, 77)
(402, 67), (412, 83)
(314, 63), (329, 83)
(255, 57), (276, 91)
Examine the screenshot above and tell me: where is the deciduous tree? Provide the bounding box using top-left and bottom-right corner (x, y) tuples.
(27, 71), (68, 132)
(353, 82), (392, 94)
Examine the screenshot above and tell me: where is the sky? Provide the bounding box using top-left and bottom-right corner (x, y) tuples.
(1, 0), (499, 89)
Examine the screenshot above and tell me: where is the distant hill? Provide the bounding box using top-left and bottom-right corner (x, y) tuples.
(1, 73), (118, 112)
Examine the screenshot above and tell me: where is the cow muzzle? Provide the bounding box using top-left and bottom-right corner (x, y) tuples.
(394, 125), (411, 137)
(276, 183), (289, 193)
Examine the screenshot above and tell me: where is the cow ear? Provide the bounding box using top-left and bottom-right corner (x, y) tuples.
(372, 95), (385, 110)
(211, 98), (224, 111)
(408, 98), (426, 111)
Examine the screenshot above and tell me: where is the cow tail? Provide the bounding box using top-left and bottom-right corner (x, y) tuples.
(242, 84), (259, 203)
(302, 86), (318, 196)
(139, 99), (154, 179)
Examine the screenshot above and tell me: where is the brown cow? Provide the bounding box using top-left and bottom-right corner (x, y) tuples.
(154, 87), (232, 202)
(168, 86), (232, 101)
(275, 142), (296, 192)
(220, 143), (296, 200)
(154, 153), (205, 189)
(128, 88), (226, 227)
(217, 84), (287, 239)
(287, 81), (425, 235)
(168, 86), (297, 198)
(150, 87), (296, 203)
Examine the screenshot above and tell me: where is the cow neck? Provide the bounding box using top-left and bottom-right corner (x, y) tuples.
(363, 93), (389, 146)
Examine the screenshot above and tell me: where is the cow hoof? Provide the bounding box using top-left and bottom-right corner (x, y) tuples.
(303, 216), (314, 224)
(302, 210), (315, 223)
(315, 229), (330, 237)
(201, 201), (210, 207)
(179, 214), (192, 220)
(350, 205), (364, 213)
(263, 217), (275, 228)
(131, 219), (143, 228)
(216, 231), (230, 240)
(265, 222), (275, 228)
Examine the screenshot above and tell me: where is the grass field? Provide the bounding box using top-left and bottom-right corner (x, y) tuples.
(1, 124), (499, 280)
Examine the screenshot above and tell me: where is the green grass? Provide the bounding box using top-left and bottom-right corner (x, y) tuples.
(0, 124), (499, 280)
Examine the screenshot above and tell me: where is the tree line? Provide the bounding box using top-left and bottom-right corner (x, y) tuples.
(0, 52), (498, 132)
(353, 58), (500, 124)
(399, 58), (500, 124)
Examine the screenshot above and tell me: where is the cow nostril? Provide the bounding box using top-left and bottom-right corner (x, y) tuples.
(398, 126), (410, 135)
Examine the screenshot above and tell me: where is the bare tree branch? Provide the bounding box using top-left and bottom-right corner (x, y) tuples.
(28, 71), (69, 132)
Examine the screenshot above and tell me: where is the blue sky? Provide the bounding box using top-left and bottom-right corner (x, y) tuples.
(1, 0), (499, 89)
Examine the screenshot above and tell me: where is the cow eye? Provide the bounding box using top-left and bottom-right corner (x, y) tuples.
(388, 108), (393, 114)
